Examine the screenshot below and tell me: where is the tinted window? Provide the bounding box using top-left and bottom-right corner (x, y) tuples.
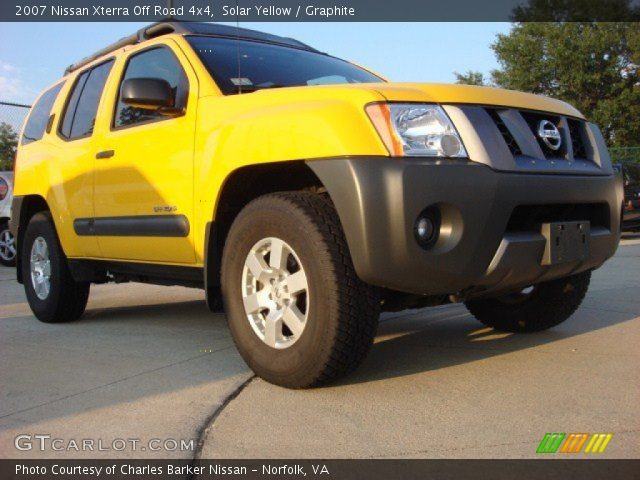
(114, 47), (188, 128)
(60, 60), (114, 140)
(22, 83), (63, 145)
(186, 36), (383, 95)
(60, 70), (89, 138)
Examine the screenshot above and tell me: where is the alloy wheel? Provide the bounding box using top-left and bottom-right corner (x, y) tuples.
(0, 228), (16, 263)
(241, 237), (309, 349)
(30, 236), (51, 300)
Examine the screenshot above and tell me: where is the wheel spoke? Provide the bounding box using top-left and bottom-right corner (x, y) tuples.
(42, 261), (51, 277)
(269, 238), (288, 271)
(243, 288), (270, 314)
(245, 250), (269, 281)
(34, 279), (45, 297)
(263, 311), (282, 347)
(286, 270), (307, 295)
(35, 239), (44, 257)
(282, 305), (305, 337)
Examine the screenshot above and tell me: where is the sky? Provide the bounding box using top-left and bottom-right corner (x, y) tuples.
(0, 22), (511, 105)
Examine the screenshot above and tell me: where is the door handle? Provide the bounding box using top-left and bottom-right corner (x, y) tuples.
(96, 150), (114, 159)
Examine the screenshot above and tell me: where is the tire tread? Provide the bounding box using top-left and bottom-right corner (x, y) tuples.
(464, 271), (591, 333)
(222, 191), (379, 388)
(22, 211), (89, 323)
(269, 192), (379, 387)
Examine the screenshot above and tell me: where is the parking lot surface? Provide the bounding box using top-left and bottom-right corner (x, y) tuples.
(1, 237), (639, 459)
(0, 271), (250, 459)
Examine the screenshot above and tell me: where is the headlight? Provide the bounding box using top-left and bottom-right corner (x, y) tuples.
(366, 103), (467, 158)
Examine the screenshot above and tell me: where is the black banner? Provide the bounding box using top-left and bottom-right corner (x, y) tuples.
(2, 459), (640, 480)
(1, 0), (640, 22)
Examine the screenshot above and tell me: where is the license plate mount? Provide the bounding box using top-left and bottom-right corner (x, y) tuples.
(541, 221), (590, 266)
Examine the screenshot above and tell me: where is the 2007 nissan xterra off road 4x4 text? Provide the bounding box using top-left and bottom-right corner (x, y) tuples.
(11, 22), (622, 388)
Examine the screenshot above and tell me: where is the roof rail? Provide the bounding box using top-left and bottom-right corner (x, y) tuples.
(63, 21), (319, 76)
(64, 21), (178, 75)
(64, 32), (136, 75)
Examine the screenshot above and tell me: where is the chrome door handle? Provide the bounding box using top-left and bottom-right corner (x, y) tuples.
(96, 150), (114, 159)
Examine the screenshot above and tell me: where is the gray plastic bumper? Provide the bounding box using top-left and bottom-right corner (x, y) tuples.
(308, 158), (622, 297)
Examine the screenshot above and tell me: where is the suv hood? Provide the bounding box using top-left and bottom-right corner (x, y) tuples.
(364, 82), (585, 119)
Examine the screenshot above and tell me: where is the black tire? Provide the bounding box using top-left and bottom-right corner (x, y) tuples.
(221, 192), (379, 388)
(0, 220), (16, 267)
(21, 211), (90, 323)
(464, 270), (591, 333)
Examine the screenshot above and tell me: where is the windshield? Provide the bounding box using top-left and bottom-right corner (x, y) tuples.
(186, 35), (383, 95)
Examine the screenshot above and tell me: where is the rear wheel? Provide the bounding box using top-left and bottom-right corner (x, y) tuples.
(21, 212), (90, 323)
(0, 221), (16, 266)
(464, 271), (591, 333)
(221, 192), (379, 388)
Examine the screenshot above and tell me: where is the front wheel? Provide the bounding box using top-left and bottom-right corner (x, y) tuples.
(221, 192), (379, 388)
(21, 212), (90, 323)
(0, 221), (16, 266)
(464, 270), (591, 333)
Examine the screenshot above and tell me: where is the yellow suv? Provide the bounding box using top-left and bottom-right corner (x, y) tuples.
(11, 22), (622, 388)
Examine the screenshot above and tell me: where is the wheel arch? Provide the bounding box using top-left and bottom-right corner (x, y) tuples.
(12, 194), (50, 283)
(204, 160), (327, 309)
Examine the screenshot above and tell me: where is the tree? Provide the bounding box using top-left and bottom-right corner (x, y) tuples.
(454, 71), (487, 86)
(491, 21), (640, 147)
(0, 122), (18, 171)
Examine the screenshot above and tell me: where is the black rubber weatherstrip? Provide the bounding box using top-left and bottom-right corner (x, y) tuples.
(73, 215), (190, 237)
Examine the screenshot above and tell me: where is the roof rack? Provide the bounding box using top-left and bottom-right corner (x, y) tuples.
(64, 21), (319, 75)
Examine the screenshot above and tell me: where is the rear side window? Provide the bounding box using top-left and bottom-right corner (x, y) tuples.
(113, 46), (188, 128)
(21, 83), (63, 145)
(59, 70), (90, 139)
(60, 60), (114, 140)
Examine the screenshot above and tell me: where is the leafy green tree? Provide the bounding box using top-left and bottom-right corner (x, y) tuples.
(454, 71), (487, 86)
(491, 21), (640, 147)
(0, 122), (18, 171)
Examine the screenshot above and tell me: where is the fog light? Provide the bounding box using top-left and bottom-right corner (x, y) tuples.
(414, 207), (440, 249)
(416, 217), (434, 240)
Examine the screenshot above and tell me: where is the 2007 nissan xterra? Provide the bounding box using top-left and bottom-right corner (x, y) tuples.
(11, 22), (622, 388)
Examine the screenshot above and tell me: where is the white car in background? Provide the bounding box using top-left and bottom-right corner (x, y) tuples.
(0, 171), (16, 266)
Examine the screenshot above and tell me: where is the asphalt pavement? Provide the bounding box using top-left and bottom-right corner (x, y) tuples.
(1, 236), (639, 459)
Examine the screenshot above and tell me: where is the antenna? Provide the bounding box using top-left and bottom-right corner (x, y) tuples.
(167, 0), (174, 18)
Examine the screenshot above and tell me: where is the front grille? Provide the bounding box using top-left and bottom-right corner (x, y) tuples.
(486, 109), (522, 156)
(486, 108), (592, 162)
(520, 111), (565, 158)
(567, 119), (587, 159)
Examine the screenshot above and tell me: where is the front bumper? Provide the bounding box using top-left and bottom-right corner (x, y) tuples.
(309, 157), (622, 298)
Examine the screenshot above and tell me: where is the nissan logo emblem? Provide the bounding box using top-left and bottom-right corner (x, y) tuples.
(537, 120), (562, 151)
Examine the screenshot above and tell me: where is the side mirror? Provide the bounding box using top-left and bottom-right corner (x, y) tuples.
(121, 78), (176, 111)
